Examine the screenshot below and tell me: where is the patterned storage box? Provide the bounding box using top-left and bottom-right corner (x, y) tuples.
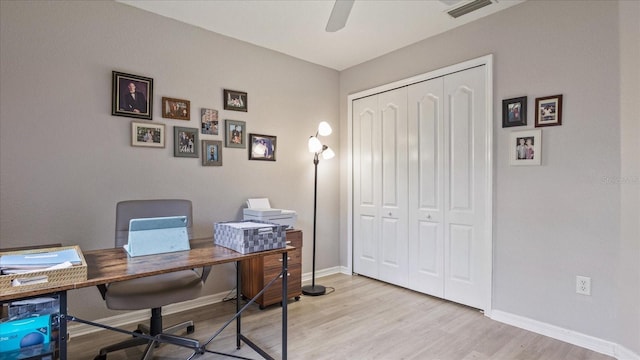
(214, 220), (287, 254)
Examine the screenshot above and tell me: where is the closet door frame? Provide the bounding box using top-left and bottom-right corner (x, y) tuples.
(347, 54), (494, 314)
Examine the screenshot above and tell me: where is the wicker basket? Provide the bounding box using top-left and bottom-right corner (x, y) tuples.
(0, 245), (87, 296)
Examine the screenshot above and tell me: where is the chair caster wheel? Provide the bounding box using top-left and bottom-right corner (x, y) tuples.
(295, 296), (301, 301)
(187, 325), (195, 334)
(94, 355), (107, 360)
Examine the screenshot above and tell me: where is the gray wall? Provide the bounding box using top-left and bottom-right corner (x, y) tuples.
(0, 1), (341, 320)
(339, 0), (639, 355)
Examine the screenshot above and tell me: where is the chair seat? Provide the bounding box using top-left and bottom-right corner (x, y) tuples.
(106, 270), (202, 310)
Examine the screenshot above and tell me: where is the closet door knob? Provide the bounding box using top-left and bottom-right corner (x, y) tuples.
(427, 214), (432, 220)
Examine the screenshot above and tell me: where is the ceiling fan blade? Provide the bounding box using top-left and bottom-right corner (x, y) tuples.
(325, 0), (355, 32)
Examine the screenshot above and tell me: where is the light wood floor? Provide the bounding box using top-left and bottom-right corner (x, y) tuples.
(68, 273), (613, 359)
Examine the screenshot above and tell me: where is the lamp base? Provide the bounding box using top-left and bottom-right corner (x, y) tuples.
(301, 284), (326, 296)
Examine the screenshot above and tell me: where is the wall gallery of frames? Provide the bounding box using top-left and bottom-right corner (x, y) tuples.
(502, 94), (563, 167)
(111, 71), (277, 167)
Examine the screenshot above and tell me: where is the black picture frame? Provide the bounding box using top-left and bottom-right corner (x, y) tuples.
(502, 96), (527, 127)
(112, 71), (153, 120)
(173, 126), (199, 158)
(249, 133), (277, 161)
(223, 89), (248, 112)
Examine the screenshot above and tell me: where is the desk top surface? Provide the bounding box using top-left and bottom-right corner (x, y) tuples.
(1, 238), (293, 301)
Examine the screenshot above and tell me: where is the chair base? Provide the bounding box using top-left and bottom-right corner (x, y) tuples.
(94, 319), (195, 360)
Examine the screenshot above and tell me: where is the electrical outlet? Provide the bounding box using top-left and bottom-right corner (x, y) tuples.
(576, 276), (591, 295)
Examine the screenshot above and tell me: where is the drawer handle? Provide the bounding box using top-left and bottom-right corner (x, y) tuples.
(279, 273), (292, 278)
(278, 257), (292, 262)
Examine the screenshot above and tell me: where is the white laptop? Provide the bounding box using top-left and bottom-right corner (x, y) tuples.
(124, 216), (190, 257)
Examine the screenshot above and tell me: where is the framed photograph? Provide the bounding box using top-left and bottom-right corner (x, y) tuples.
(201, 108), (219, 135)
(202, 140), (223, 166)
(131, 121), (164, 148)
(225, 120), (246, 148)
(223, 89), (248, 112)
(249, 134), (277, 161)
(162, 97), (191, 120)
(173, 126), (199, 158)
(535, 94), (563, 127)
(509, 129), (541, 166)
(502, 96), (527, 127)
(112, 71), (153, 120)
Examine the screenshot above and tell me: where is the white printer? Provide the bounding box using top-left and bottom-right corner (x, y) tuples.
(242, 198), (297, 229)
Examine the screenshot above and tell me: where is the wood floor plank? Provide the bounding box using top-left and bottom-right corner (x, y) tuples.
(68, 274), (614, 360)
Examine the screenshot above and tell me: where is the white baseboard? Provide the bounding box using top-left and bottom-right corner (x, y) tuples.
(301, 266), (341, 283)
(491, 310), (639, 360)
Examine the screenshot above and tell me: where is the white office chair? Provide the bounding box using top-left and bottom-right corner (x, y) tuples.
(95, 199), (210, 360)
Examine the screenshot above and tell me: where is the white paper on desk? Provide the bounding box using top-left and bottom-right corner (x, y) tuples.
(9, 261), (73, 286)
(2, 261), (74, 274)
(6, 261), (74, 274)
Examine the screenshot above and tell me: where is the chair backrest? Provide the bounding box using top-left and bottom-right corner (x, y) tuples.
(115, 199), (193, 247)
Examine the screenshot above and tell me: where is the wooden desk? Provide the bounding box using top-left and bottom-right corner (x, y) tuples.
(1, 239), (292, 360)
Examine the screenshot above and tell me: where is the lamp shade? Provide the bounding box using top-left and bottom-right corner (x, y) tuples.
(322, 147), (335, 160)
(308, 136), (322, 153)
(318, 121), (332, 136)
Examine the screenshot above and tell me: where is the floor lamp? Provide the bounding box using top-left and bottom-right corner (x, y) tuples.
(302, 121), (334, 296)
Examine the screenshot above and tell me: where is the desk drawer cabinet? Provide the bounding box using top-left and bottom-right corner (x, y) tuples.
(240, 230), (302, 309)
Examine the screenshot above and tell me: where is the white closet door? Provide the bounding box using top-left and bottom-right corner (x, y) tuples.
(443, 66), (488, 309)
(407, 77), (445, 296)
(353, 88), (408, 286)
(377, 88), (408, 287)
(353, 94), (380, 279)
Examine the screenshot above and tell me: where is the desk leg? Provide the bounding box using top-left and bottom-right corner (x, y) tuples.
(59, 291), (68, 360)
(236, 260), (241, 350)
(282, 252), (288, 360)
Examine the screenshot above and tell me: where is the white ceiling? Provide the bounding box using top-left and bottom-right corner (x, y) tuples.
(117, 0), (525, 71)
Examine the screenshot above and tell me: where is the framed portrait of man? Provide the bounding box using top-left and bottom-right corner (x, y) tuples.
(112, 71), (153, 120)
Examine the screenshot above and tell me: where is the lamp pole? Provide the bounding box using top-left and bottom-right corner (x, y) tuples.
(302, 151), (326, 296)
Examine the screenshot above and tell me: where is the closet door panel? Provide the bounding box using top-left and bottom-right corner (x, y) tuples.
(378, 88), (408, 286)
(353, 95), (380, 278)
(443, 66), (487, 309)
(408, 78), (444, 295)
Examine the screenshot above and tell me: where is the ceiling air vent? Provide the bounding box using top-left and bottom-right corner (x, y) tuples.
(447, 0), (493, 18)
